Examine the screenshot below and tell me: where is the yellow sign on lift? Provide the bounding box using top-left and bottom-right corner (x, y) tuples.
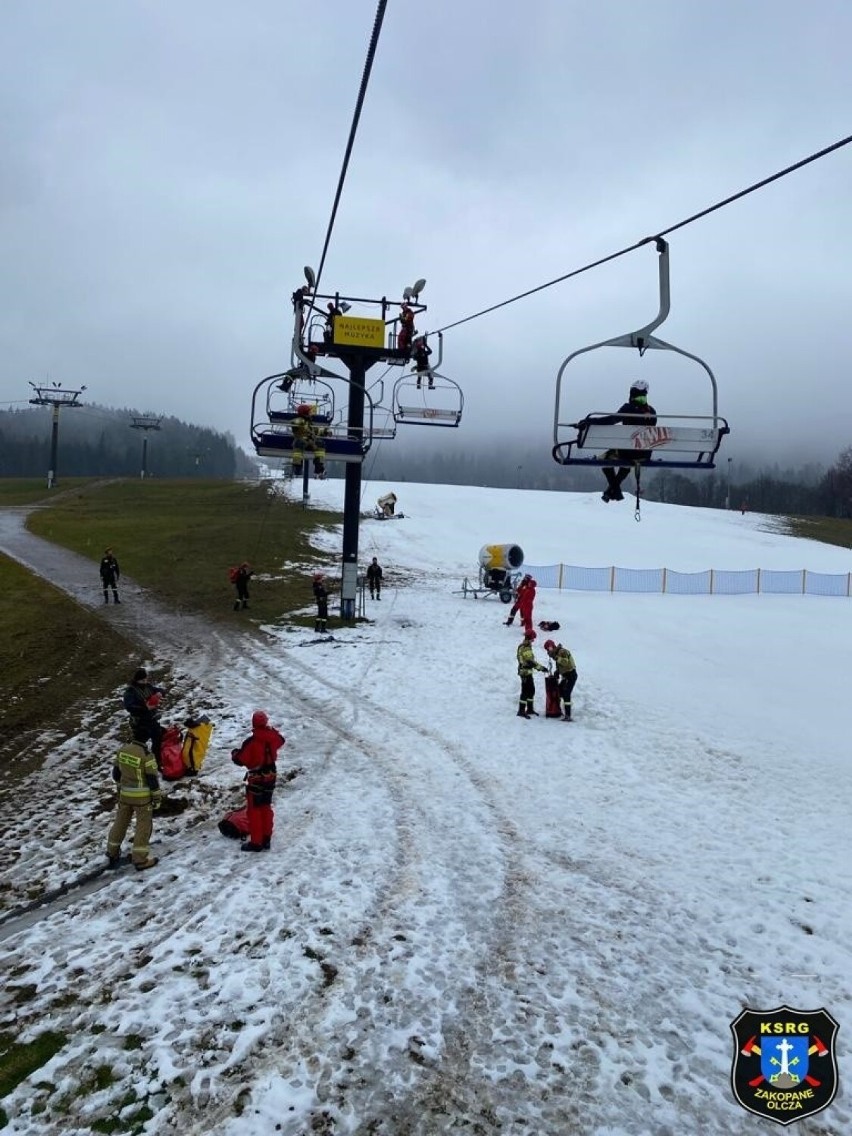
(333, 315), (386, 349)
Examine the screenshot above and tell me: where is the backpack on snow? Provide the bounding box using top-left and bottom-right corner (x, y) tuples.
(181, 715), (214, 775)
(218, 805), (250, 840)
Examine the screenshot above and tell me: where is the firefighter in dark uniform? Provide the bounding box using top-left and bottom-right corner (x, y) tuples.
(99, 548), (121, 604)
(312, 572), (330, 633)
(544, 639), (578, 721)
(122, 668), (165, 762)
(105, 734), (161, 871)
(233, 562), (253, 611)
(412, 337), (433, 389)
(366, 556), (383, 600)
(516, 628), (547, 718)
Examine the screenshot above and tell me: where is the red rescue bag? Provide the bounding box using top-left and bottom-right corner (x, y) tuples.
(159, 725), (186, 781)
(545, 675), (563, 719)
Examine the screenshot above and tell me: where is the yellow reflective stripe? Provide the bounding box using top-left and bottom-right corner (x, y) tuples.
(117, 751), (143, 768)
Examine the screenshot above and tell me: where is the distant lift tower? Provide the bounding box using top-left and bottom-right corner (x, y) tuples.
(130, 416), (162, 478)
(28, 381), (86, 489)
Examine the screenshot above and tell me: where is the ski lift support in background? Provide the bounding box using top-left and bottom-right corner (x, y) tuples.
(552, 237), (729, 470)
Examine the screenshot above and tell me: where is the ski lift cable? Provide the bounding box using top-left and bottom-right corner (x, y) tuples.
(311, 0), (389, 300)
(428, 132), (852, 336)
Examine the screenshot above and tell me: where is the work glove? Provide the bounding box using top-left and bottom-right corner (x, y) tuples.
(151, 791), (163, 810)
(112, 766), (121, 784)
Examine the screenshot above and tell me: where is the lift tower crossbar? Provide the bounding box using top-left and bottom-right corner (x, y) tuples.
(28, 382), (86, 489)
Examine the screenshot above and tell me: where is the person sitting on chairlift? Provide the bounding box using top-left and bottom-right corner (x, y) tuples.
(591, 379), (657, 503)
(412, 337), (433, 389)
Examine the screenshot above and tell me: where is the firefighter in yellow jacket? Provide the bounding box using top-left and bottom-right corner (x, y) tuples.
(516, 628), (547, 718)
(291, 404), (326, 478)
(544, 639), (578, 721)
(105, 735), (162, 871)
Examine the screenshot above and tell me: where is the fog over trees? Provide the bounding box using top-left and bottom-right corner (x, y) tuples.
(2, 406), (849, 518)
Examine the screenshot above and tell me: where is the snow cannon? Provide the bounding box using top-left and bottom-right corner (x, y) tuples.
(478, 544), (524, 572)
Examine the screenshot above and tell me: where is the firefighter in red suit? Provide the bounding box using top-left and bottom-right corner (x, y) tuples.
(517, 577), (537, 635)
(231, 710), (285, 852)
(504, 574), (531, 626)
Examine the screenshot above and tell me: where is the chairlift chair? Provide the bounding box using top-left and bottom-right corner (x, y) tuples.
(250, 372), (375, 464)
(552, 238), (729, 470)
(392, 332), (464, 427)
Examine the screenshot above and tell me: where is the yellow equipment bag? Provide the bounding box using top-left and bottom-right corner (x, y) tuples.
(182, 715), (214, 775)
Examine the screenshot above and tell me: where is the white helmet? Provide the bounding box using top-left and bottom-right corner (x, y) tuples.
(631, 379), (649, 393)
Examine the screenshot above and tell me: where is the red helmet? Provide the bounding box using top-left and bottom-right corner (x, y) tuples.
(543, 639), (556, 652)
(252, 710), (269, 728)
(524, 628), (537, 640)
(312, 571), (324, 581)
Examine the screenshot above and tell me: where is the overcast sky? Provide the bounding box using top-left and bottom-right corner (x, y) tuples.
(2, 1), (851, 464)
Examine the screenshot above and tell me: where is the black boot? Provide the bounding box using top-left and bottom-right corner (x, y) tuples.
(234, 600), (241, 611)
(563, 703), (573, 721)
(517, 702), (530, 718)
(113, 592), (120, 604)
(103, 591), (109, 604)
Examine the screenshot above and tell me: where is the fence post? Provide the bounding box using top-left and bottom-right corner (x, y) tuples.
(757, 568), (761, 594)
(710, 569), (714, 595)
(662, 567), (667, 594)
(848, 572), (851, 598)
(610, 566), (615, 593)
(558, 563), (564, 591)
(802, 569), (807, 595)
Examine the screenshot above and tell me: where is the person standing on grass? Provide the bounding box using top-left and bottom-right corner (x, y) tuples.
(366, 556), (383, 600)
(312, 572), (330, 633)
(99, 548), (121, 604)
(105, 733), (161, 871)
(233, 562), (253, 611)
(231, 710), (284, 852)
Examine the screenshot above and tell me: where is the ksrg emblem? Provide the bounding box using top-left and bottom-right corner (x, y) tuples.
(731, 1005), (839, 1126)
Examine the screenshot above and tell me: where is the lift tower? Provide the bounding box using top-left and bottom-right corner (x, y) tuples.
(130, 417), (162, 479)
(28, 381), (86, 488)
(292, 273), (427, 620)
